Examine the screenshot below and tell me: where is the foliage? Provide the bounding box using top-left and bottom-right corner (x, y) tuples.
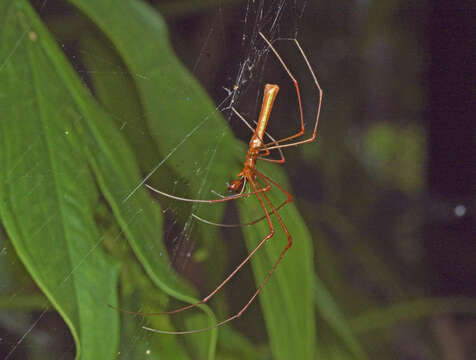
(0, 0), (322, 359)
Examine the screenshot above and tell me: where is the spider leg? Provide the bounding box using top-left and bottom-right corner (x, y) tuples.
(121, 174), (274, 328)
(231, 107), (285, 163)
(259, 32), (323, 151)
(111, 182), (272, 318)
(191, 170), (292, 228)
(145, 182), (270, 204)
(142, 175), (293, 334)
(231, 178), (292, 314)
(257, 142), (285, 163)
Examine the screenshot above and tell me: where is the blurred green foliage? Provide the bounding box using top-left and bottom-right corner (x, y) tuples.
(364, 122), (425, 194)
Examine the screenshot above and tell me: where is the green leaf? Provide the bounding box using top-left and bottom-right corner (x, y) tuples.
(68, 0), (241, 210)
(69, 1), (226, 357)
(0, 0), (213, 358)
(115, 258), (192, 360)
(0, 1), (119, 359)
(76, 20), (220, 347)
(238, 162), (316, 360)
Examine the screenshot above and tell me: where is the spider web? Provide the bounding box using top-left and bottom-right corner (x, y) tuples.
(160, 0), (307, 276)
(0, 0), (309, 358)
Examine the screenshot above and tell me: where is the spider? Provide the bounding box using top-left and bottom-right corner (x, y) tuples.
(115, 31), (322, 334)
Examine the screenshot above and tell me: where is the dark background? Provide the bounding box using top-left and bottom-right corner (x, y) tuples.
(426, 3), (475, 297)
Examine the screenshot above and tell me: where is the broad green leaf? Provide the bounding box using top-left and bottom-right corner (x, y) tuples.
(69, 0), (242, 215)
(238, 161), (316, 360)
(79, 19), (229, 308)
(74, 7), (218, 358)
(0, 1), (119, 359)
(77, 30), (159, 176)
(68, 0), (238, 355)
(1, 0), (213, 358)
